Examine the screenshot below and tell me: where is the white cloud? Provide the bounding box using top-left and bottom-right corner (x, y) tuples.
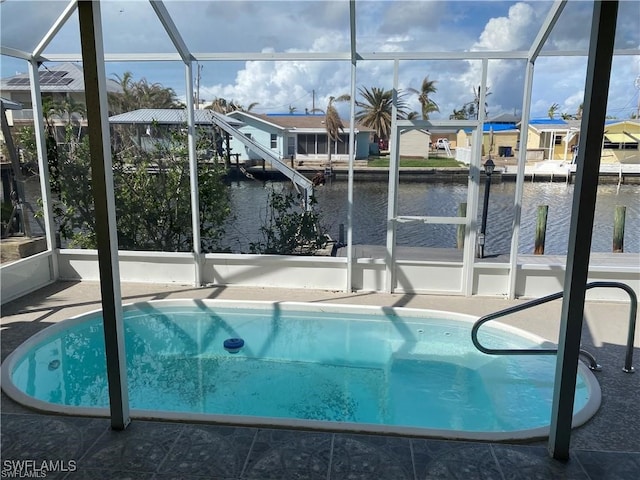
(473, 3), (537, 52)
(199, 35), (352, 113)
(4, 0), (637, 122)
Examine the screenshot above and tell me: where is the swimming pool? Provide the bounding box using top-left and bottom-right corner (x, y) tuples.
(1, 300), (600, 441)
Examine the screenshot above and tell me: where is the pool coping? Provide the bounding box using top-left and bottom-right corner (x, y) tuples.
(0, 299), (602, 443)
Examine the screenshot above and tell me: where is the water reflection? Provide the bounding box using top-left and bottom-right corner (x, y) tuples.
(223, 180), (640, 256)
(23, 175), (639, 256)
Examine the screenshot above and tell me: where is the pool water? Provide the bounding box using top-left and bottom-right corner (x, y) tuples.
(7, 302), (596, 435)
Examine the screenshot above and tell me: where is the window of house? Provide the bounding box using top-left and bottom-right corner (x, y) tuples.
(554, 134), (563, 145)
(287, 137), (296, 156)
(270, 133), (277, 149)
(297, 134), (311, 154)
(316, 134), (327, 154)
(336, 134), (349, 154)
(604, 140), (638, 150)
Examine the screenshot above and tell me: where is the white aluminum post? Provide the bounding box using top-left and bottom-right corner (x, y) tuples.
(346, 0), (357, 292)
(77, 0), (129, 430)
(462, 59), (488, 295)
(184, 62), (202, 285)
(528, 1), (567, 61)
(150, 0), (201, 284)
(27, 59), (58, 278)
(32, 0), (78, 59)
(507, 60), (535, 299)
(462, 129), (481, 295)
(384, 60), (400, 293)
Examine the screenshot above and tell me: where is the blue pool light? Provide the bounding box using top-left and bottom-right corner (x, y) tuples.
(223, 338), (244, 354)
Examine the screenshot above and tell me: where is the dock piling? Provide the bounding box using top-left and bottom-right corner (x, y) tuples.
(534, 205), (548, 255)
(613, 205), (626, 253)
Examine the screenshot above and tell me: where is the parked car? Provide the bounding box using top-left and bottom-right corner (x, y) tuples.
(434, 138), (450, 150)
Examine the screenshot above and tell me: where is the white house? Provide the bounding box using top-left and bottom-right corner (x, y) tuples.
(226, 111), (372, 163)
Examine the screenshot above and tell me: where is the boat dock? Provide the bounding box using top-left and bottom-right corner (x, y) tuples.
(241, 161), (640, 184)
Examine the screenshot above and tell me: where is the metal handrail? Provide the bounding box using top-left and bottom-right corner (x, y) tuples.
(471, 281), (637, 373)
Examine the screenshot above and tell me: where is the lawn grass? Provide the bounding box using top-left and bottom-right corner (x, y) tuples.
(368, 156), (465, 168)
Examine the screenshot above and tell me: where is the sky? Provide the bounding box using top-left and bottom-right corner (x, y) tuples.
(1, 0), (639, 120)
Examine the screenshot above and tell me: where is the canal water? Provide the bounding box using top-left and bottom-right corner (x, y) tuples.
(20, 176), (640, 256)
(223, 179), (640, 256)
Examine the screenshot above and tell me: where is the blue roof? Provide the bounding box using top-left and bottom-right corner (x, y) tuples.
(482, 123), (517, 132)
(530, 118), (568, 125)
(463, 123), (518, 133)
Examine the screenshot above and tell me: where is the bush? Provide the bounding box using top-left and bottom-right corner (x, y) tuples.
(27, 122), (232, 252)
(249, 188), (327, 255)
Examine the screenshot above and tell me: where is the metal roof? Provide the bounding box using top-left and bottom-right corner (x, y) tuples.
(108, 108), (243, 127)
(239, 112), (373, 132)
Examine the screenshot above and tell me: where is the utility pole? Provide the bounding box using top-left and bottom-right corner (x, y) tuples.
(195, 63), (202, 109)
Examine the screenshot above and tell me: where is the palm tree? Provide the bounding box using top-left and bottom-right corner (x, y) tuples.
(207, 97), (230, 113)
(472, 85), (491, 120)
(109, 72), (182, 113)
(312, 94), (350, 168)
(109, 72), (136, 114)
(58, 96), (87, 143)
(234, 101), (259, 113)
(206, 98), (258, 114)
(325, 94), (350, 168)
(548, 103), (560, 119)
(449, 107), (468, 120)
(408, 76), (439, 120)
(355, 86), (408, 145)
(134, 79), (181, 109)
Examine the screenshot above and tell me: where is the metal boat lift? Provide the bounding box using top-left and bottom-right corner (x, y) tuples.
(206, 111), (314, 210)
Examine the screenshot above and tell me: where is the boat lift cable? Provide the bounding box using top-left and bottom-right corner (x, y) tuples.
(206, 111), (314, 210)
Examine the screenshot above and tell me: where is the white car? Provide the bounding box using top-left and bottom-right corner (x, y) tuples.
(435, 138), (450, 149)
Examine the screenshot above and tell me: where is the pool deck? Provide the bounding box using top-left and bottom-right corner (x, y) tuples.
(1, 281), (639, 479)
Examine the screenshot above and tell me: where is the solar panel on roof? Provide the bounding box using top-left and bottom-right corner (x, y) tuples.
(40, 76), (73, 86)
(6, 71), (73, 87)
(7, 78), (29, 85)
(39, 71), (68, 82)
